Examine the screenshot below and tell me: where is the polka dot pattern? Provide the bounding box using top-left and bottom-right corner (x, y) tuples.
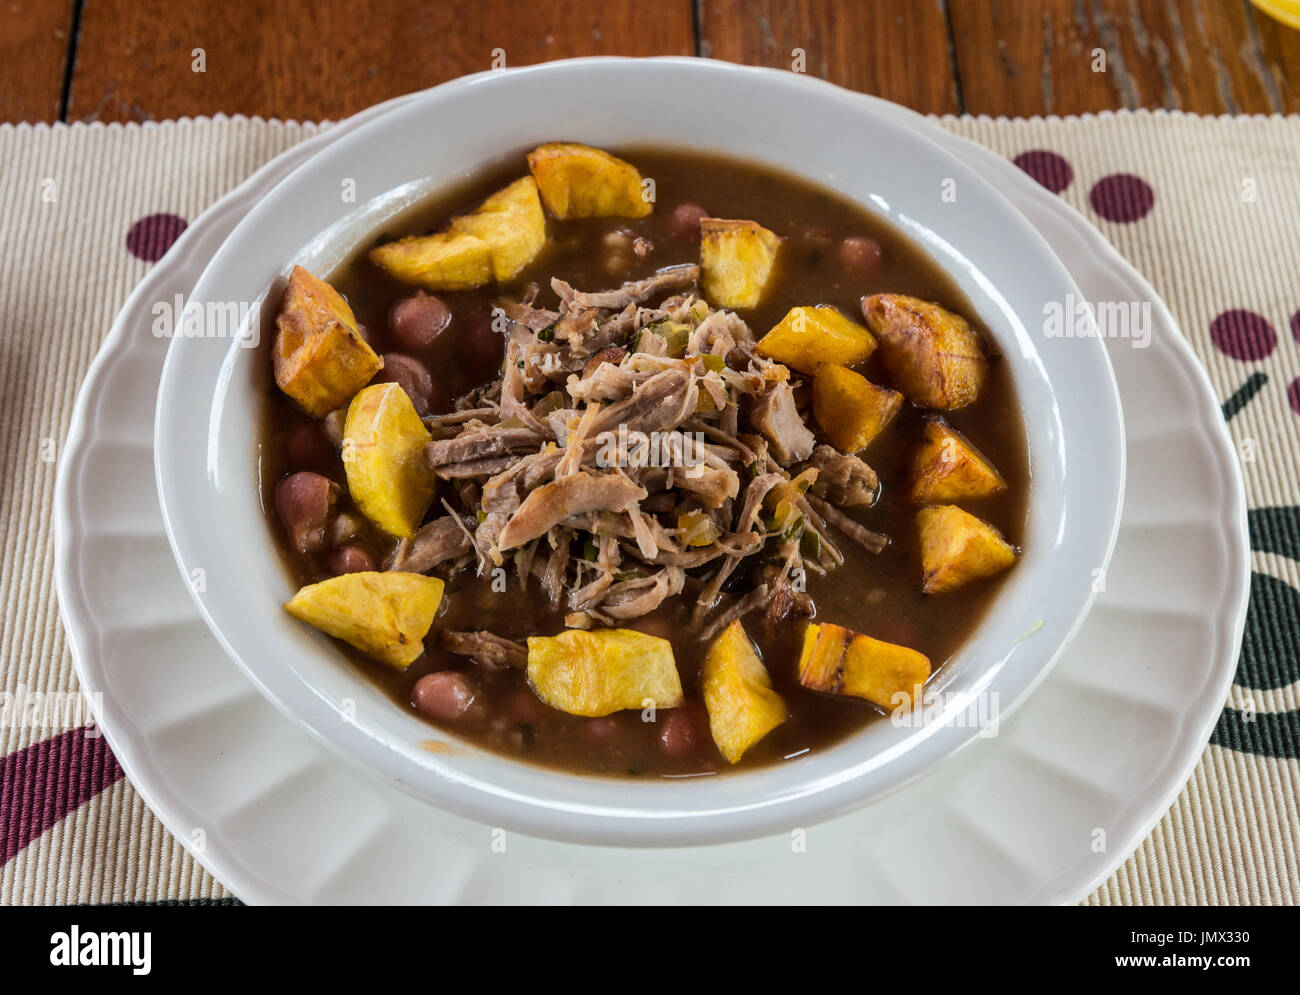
(1012, 150), (1074, 194)
(1089, 173), (1155, 223)
(126, 213), (188, 262)
(1290, 378), (1300, 418)
(1210, 309), (1278, 363)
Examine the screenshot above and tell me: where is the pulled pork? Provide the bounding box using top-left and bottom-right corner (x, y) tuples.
(395, 266), (889, 634)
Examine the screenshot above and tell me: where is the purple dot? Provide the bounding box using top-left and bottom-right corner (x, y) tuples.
(1290, 309), (1300, 344)
(1013, 150), (1074, 194)
(1289, 378), (1300, 417)
(126, 212), (188, 262)
(1210, 309), (1277, 362)
(1088, 173), (1155, 223)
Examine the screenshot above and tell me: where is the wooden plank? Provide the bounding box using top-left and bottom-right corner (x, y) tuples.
(66, 0), (695, 123)
(698, 0), (961, 114)
(0, 0), (76, 123)
(949, 0), (1300, 116)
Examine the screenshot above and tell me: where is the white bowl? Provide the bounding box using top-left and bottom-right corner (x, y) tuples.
(154, 57), (1124, 846)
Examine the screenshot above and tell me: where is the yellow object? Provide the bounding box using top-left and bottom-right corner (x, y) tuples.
(526, 142), (653, 219)
(272, 266), (382, 418)
(676, 510), (721, 547)
(758, 306), (877, 373)
(447, 177), (549, 281)
(813, 364), (903, 453)
(701, 620), (787, 763)
(342, 382), (438, 538)
(916, 505), (1018, 594)
(911, 418), (1007, 503)
(700, 218), (781, 309)
(797, 622), (930, 711)
(285, 571), (445, 669)
(1250, 0), (1300, 30)
(862, 293), (987, 410)
(370, 177), (545, 289)
(526, 628), (683, 716)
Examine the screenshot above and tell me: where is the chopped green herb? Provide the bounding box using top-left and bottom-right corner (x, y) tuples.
(800, 529), (821, 560)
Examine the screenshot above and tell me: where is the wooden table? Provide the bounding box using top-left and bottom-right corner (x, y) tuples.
(3, 0), (1298, 123)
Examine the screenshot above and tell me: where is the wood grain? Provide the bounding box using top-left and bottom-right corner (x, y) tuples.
(65, 0), (695, 122)
(698, 0), (962, 114)
(948, 0), (1300, 116)
(4, 1), (1300, 124)
(0, 0), (76, 122)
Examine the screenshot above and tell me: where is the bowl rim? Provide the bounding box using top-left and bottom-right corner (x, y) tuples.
(154, 56), (1126, 846)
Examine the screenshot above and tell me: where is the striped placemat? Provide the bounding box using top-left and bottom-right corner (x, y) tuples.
(1, 108), (1296, 905)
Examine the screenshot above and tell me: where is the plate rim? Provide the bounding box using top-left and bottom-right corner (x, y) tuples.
(52, 65), (1248, 904)
(149, 57), (1128, 846)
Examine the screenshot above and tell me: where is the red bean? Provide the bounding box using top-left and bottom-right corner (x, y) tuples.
(839, 236), (884, 275)
(373, 352), (433, 415)
(505, 687), (549, 723)
(329, 544), (373, 574)
(412, 671), (477, 721)
(275, 471), (336, 553)
(284, 419), (332, 466)
(659, 704), (708, 759)
(586, 715), (624, 741)
(670, 203), (709, 242)
(388, 291), (452, 350)
(465, 316), (504, 373)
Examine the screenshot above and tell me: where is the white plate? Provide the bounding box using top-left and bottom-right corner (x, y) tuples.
(151, 59), (1124, 846)
(55, 66), (1247, 904)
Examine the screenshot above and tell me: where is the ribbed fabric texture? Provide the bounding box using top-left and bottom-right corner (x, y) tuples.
(1, 111), (1296, 905)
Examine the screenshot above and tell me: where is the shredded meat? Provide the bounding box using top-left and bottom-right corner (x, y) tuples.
(552, 264), (699, 311)
(497, 472), (647, 551)
(386, 516), (473, 573)
(806, 495), (889, 554)
(441, 630), (527, 669)
(751, 381), (816, 465)
(398, 268), (899, 652)
(804, 445), (879, 507)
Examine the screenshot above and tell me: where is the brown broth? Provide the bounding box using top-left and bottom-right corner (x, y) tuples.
(258, 147), (1030, 778)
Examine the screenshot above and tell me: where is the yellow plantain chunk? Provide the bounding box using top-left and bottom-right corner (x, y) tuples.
(370, 231), (493, 292)
(861, 293), (987, 410)
(699, 218), (781, 309)
(369, 177), (545, 290)
(701, 620), (787, 763)
(526, 142), (653, 219)
(813, 363), (903, 453)
(342, 382), (438, 538)
(526, 628), (683, 717)
(273, 266), (382, 418)
(797, 622), (931, 711)
(917, 505), (1018, 594)
(757, 305), (877, 374)
(447, 176), (548, 281)
(911, 418), (1007, 503)
(284, 571), (445, 670)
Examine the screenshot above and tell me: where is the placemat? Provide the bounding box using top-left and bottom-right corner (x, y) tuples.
(1, 108), (1296, 905)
